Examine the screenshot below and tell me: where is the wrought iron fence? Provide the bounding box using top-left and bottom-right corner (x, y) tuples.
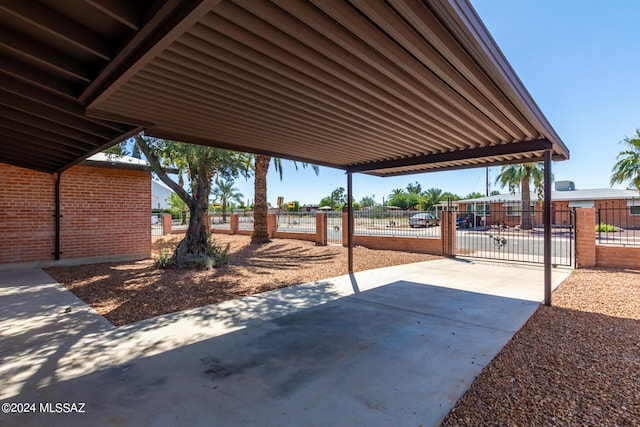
(236, 210), (253, 231)
(455, 203), (574, 266)
(210, 211), (231, 230)
(172, 211), (189, 231)
(275, 212), (316, 234)
(596, 199), (640, 246)
(151, 213), (164, 236)
(354, 208), (440, 238)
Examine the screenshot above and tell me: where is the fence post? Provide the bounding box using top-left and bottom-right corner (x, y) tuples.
(440, 211), (456, 257)
(229, 214), (238, 235)
(315, 212), (327, 246)
(575, 207), (596, 268)
(162, 213), (172, 235)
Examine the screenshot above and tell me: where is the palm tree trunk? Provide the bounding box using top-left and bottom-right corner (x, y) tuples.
(222, 201), (227, 223)
(252, 154), (271, 244)
(521, 167), (533, 230)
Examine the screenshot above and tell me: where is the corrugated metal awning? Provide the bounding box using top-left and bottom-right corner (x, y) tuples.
(1, 0), (569, 175)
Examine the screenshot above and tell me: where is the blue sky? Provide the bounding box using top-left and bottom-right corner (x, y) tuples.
(226, 0), (640, 207)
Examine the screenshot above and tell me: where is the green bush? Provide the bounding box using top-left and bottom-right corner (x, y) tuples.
(154, 248), (172, 268)
(154, 238), (229, 269)
(596, 223), (618, 232)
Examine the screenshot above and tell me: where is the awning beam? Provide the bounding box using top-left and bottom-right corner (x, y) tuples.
(347, 138), (553, 173)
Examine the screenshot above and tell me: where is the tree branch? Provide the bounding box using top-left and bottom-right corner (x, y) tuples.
(135, 135), (194, 209)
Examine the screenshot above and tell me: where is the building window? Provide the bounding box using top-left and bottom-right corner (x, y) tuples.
(468, 203), (491, 216)
(630, 206), (640, 216)
(505, 203), (535, 217)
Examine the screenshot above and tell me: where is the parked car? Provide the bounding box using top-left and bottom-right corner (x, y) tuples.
(409, 212), (439, 227)
(456, 214), (472, 228)
(456, 214), (483, 228)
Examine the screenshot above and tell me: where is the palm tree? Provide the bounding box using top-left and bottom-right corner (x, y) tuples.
(169, 192), (189, 225)
(213, 179), (243, 223)
(495, 163), (546, 230)
(388, 188), (405, 200)
(252, 154), (319, 244)
(420, 188), (443, 211)
(610, 130), (640, 190)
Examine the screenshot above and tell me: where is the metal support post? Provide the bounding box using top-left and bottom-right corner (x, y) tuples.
(544, 150), (552, 306)
(347, 172), (354, 273)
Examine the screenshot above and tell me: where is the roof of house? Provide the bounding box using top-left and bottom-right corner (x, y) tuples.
(458, 188), (640, 204)
(80, 153), (149, 171)
(2, 0), (568, 176)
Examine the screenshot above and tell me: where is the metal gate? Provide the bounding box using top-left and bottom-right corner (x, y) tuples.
(151, 213), (163, 236)
(327, 211), (342, 245)
(455, 205), (575, 266)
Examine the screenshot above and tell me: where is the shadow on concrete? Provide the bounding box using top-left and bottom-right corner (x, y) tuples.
(1, 279), (543, 427)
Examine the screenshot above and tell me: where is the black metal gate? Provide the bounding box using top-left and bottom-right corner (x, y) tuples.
(327, 211), (342, 245)
(152, 213), (163, 236)
(455, 205), (575, 266)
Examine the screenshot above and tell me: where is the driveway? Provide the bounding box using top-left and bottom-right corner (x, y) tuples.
(0, 259), (570, 426)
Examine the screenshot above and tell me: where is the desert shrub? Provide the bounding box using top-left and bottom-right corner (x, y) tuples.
(596, 223), (618, 232)
(154, 248), (172, 268)
(154, 238), (229, 269)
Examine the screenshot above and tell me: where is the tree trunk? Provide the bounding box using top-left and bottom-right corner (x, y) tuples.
(222, 201), (227, 223)
(171, 165), (212, 267)
(521, 167), (533, 230)
(252, 154), (271, 244)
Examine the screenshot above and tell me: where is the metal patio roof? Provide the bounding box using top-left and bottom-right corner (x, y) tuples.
(1, 0), (569, 176)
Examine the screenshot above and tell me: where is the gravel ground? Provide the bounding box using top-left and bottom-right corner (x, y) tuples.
(441, 267), (640, 427)
(45, 234), (440, 326)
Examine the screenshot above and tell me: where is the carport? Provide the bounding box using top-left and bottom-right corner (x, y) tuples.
(0, 0), (569, 304)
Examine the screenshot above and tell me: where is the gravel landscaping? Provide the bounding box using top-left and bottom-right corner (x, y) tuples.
(45, 234), (440, 326)
(441, 267), (640, 426)
(45, 235), (639, 425)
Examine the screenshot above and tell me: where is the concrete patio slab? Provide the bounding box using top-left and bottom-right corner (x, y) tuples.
(0, 259), (571, 427)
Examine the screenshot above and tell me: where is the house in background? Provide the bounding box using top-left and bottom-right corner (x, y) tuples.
(457, 181), (639, 228)
(152, 181), (172, 210)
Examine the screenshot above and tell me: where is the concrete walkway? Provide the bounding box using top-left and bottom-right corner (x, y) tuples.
(0, 259), (571, 427)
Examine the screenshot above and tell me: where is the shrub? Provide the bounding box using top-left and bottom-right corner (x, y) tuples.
(154, 238), (229, 269)
(596, 223), (619, 232)
(205, 238), (230, 268)
(154, 248), (172, 268)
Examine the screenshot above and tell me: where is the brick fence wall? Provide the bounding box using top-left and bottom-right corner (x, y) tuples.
(205, 212), (451, 257)
(0, 163), (151, 268)
(575, 206), (640, 269)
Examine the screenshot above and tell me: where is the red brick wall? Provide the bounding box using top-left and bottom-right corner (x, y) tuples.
(0, 163), (151, 267)
(596, 246), (640, 269)
(575, 208), (597, 268)
(353, 235), (442, 255)
(0, 164), (56, 264)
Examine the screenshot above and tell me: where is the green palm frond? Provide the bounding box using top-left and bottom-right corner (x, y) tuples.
(610, 130), (640, 190)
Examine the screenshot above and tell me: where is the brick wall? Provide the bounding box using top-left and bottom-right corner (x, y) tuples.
(575, 207), (640, 269)
(575, 208), (596, 268)
(0, 164), (56, 264)
(596, 246), (640, 269)
(0, 163), (151, 268)
(353, 235), (442, 255)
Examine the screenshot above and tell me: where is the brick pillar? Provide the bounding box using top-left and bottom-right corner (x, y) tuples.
(162, 213), (172, 235)
(440, 211), (456, 257)
(575, 207), (596, 268)
(267, 214), (276, 238)
(315, 212), (327, 246)
(229, 214), (238, 234)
